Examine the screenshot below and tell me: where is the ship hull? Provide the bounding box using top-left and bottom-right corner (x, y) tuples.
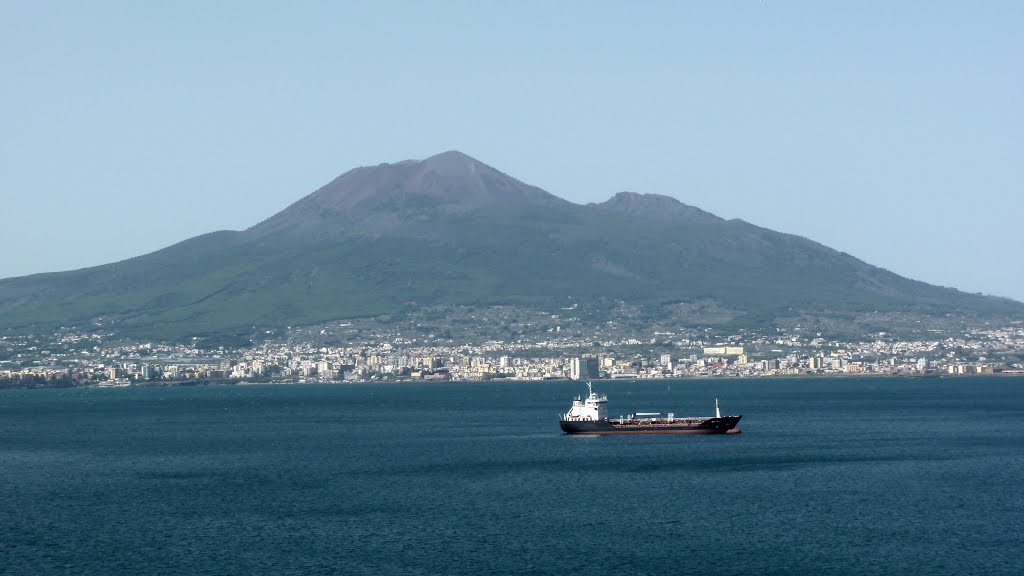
(560, 416), (741, 435)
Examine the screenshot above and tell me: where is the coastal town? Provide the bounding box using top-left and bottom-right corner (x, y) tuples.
(2, 316), (1022, 388)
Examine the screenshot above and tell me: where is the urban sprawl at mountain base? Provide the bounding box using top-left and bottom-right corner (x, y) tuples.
(4, 314), (1021, 388)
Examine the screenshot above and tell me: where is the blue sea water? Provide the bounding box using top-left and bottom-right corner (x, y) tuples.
(1, 377), (1022, 576)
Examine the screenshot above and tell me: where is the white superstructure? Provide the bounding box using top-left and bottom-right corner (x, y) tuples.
(561, 381), (608, 421)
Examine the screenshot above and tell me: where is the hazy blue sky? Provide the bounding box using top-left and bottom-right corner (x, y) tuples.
(3, 1), (1022, 301)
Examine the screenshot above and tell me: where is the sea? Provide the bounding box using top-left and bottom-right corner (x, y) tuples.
(1, 377), (1022, 576)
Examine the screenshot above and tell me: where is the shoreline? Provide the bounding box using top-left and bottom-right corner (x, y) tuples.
(4, 371), (1024, 391)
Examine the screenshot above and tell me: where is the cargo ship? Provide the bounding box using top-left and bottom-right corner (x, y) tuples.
(559, 382), (742, 435)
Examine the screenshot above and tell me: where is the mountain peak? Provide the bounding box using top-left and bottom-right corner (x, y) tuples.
(248, 151), (569, 237)
(422, 149), (477, 165)
(594, 191), (720, 221)
(415, 150), (494, 180)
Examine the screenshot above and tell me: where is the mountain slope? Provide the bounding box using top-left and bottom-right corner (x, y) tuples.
(0, 151), (1020, 339)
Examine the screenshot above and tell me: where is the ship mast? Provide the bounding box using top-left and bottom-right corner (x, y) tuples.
(715, 398), (721, 418)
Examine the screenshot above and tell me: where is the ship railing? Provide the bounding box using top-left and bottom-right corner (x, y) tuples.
(610, 417), (708, 426)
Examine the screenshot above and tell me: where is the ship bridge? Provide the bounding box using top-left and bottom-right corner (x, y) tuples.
(561, 382), (608, 422)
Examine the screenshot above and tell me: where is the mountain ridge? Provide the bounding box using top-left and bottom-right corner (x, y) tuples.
(0, 151), (1020, 340)
(593, 191), (722, 222)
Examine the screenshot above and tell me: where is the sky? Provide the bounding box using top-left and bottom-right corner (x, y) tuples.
(2, 1), (1022, 302)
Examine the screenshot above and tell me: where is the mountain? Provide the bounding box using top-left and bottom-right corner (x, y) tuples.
(248, 151), (573, 241)
(1, 151), (1020, 340)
